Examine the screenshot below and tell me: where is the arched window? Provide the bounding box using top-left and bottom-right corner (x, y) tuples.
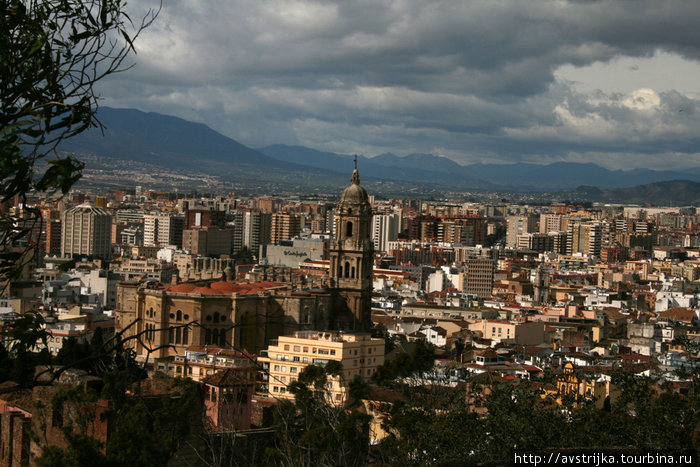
(344, 261), (350, 278)
(346, 221), (353, 237)
(205, 328), (211, 345)
(351, 266), (356, 278)
(348, 208), (352, 215)
(183, 327), (189, 345)
(176, 310), (182, 321)
(213, 312), (220, 324)
(219, 329), (226, 347)
(175, 327), (181, 344)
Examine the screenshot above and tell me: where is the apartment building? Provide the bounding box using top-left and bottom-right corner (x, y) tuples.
(61, 203), (112, 259)
(259, 331), (385, 405)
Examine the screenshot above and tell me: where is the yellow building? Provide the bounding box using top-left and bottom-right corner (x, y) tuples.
(552, 363), (618, 409)
(259, 330), (385, 405)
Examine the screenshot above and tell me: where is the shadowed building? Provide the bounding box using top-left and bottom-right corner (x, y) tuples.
(116, 279), (332, 361)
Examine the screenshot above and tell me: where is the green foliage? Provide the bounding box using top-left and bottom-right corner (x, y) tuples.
(35, 374), (201, 466)
(36, 433), (111, 467)
(375, 370), (700, 465)
(0, 0), (157, 281)
(372, 340), (434, 386)
(266, 363), (371, 467)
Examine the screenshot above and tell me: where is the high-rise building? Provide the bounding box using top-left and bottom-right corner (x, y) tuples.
(143, 213), (184, 248)
(182, 227), (233, 256)
(45, 219), (62, 256)
(232, 211), (272, 256)
(463, 256), (495, 299)
(329, 167), (374, 329)
(566, 222), (603, 257)
(539, 213), (562, 233)
(436, 216), (487, 246)
(506, 215), (538, 248)
(61, 203), (112, 259)
(371, 212), (400, 253)
(271, 212), (301, 244)
(185, 209), (226, 229)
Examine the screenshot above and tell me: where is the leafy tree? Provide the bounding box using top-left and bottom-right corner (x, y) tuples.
(0, 0), (157, 388)
(265, 364), (371, 467)
(1, 0), (157, 282)
(372, 340), (434, 386)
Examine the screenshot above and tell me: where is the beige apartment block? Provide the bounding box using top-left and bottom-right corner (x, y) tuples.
(259, 330), (385, 405)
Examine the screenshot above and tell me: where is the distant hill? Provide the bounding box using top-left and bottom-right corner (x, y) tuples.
(258, 145), (490, 188)
(573, 180), (700, 205)
(260, 144), (700, 190)
(60, 107), (293, 170)
(57, 108), (700, 196)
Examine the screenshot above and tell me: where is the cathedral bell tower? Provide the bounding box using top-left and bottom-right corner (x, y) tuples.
(329, 163), (374, 329)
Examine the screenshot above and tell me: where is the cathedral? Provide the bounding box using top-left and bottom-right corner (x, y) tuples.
(115, 165), (374, 363)
(328, 165), (374, 329)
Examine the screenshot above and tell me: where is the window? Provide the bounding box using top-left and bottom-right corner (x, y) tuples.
(291, 367), (297, 374)
(346, 221), (353, 237)
(284, 345), (290, 351)
(176, 310), (182, 321)
(303, 347), (308, 353)
(183, 327), (189, 345)
(330, 349), (336, 355)
(302, 357), (308, 363)
(280, 387), (286, 394)
(318, 348), (329, 355)
(281, 366), (287, 372)
(274, 365), (280, 371)
(273, 386), (279, 393)
(293, 356), (300, 362)
(293, 345), (300, 352)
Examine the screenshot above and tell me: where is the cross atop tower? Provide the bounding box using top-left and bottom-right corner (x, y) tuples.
(353, 155), (358, 170)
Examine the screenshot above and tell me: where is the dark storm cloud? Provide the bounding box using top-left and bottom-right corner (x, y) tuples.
(100, 0), (700, 169)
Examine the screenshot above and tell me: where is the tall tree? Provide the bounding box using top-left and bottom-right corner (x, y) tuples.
(1, 0), (157, 283)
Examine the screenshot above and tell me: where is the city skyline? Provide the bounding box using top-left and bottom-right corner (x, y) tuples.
(98, 0), (700, 170)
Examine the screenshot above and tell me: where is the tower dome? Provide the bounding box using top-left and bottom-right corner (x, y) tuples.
(338, 168), (370, 213)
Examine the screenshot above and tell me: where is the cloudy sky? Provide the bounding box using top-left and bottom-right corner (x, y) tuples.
(101, 0), (700, 170)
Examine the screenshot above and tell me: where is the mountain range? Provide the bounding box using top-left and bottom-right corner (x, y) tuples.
(58, 107), (700, 200)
